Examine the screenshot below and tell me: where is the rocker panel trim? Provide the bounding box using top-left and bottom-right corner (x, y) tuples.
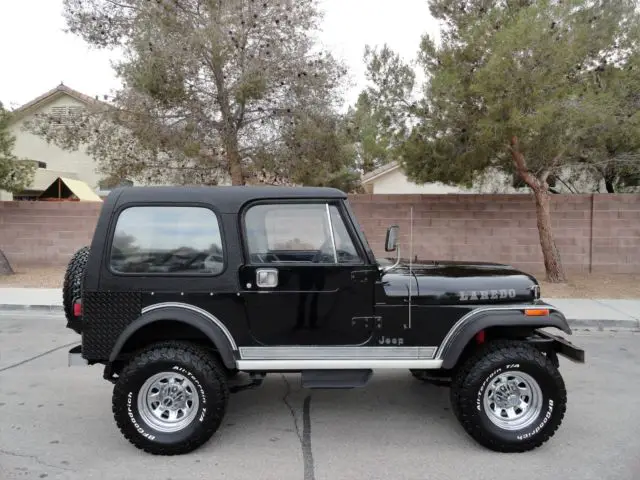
(238, 346), (438, 360)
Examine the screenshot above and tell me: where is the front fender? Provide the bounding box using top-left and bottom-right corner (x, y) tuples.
(108, 304), (238, 370)
(437, 305), (572, 370)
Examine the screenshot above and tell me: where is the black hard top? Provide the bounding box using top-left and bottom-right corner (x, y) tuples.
(107, 185), (348, 213)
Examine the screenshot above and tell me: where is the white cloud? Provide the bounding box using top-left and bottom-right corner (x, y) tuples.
(0, 0), (439, 109)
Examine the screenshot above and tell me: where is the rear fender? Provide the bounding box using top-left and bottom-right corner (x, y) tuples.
(437, 305), (572, 370)
(108, 304), (238, 370)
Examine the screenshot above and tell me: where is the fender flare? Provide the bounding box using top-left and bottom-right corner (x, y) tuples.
(108, 303), (238, 370)
(437, 307), (572, 370)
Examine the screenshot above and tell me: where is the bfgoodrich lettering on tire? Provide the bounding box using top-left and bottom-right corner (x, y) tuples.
(112, 341), (229, 455)
(450, 340), (567, 453)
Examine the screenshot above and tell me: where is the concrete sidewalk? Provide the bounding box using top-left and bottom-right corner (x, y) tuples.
(0, 287), (638, 329)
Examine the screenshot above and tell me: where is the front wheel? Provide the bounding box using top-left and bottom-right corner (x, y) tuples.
(112, 341), (229, 455)
(450, 340), (567, 453)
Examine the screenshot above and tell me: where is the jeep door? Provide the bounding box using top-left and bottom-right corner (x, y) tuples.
(238, 199), (377, 346)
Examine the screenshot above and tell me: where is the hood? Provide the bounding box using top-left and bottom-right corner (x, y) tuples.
(379, 259), (540, 305)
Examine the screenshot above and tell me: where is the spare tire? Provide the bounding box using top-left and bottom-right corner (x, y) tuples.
(63, 246), (90, 334)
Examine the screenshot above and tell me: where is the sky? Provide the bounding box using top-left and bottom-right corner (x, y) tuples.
(0, 0), (440, 111)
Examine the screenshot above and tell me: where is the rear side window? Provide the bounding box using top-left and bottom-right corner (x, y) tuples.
(109, 206), (224, 275)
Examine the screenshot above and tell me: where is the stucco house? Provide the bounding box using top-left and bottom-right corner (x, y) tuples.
(359, 159), (614, 194)
(1, 83), (113, 201)
(361, 161), (466, 194)
(360, 161), (531, 194)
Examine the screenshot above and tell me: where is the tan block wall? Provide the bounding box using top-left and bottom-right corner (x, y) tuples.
(0, 201), (101, 266)
(348, 193), (640, 274)
(1, 193), (638, 274)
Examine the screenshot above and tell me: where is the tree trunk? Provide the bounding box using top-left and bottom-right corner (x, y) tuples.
(605, 179), (615, 193)
(0, 248), (14, 276)
(229, 153), (245, 186)
(509, 136), (567, 283)
(532, 188), (567, 283)
(224, 136), (245, 186)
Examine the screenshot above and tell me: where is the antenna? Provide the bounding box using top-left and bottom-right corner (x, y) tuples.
(407, 206), (413, 330)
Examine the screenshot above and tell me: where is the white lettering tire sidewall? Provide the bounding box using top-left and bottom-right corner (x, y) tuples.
(473, 362), (561, 444)
(124, 363), (210, 446)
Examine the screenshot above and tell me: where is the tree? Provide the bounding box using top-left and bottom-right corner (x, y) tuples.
(247, 107), (362, 191)
(1, 102), (37, 276)
(345, 44), (421, 173)
(401, 0), (640, 282)
(27, 0), (349, 186)
(0, 102), (36, 195)
(344, 92), (392, 174)
(569, 57), (640, 193)
(282, 110), (362, 192)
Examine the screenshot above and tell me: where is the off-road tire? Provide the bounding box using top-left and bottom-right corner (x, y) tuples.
(62, 245), (89, 333)
(112, 341), (229, 455)
(450, 340), (567, 453)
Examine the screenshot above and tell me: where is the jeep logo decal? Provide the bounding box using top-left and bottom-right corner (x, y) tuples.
(459, 289), (517, 301)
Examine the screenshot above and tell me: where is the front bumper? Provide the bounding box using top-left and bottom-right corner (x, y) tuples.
(534, 330), (585, 363)
(68, 345), (88, 366)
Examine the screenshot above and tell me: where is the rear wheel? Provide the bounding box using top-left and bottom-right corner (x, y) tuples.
(450, 340), (567, 453)
(112, 341), (229, 455)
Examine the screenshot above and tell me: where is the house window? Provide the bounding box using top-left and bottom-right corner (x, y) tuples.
(109, 206), (225, 275)
(50, 106), (84, 125)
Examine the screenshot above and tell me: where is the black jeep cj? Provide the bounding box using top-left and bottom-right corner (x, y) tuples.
(64, 186), (584, 455)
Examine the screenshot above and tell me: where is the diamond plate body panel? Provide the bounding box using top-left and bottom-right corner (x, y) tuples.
(82, 291), (142, 360)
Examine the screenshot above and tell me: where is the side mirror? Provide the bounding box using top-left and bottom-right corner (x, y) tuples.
(385, 225), (399, 252)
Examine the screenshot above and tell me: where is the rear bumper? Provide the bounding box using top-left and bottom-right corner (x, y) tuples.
(535, 330), (585, 363)
(68, 345), (88, 366)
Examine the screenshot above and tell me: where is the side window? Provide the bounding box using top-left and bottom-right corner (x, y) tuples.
(328, 205), (362, 264)
(109, 206), (224, 274)
(244, 203), (362, 264)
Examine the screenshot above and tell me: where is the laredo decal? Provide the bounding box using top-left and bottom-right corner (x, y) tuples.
(459, 289), (517, 301)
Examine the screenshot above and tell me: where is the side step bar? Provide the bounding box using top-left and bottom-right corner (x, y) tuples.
(301, 369), (373, 389)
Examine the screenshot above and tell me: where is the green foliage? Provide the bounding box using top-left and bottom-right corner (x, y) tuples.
(255, 110), (362, 192)
(345, 44), (420, 174)
(403, 0), (640, 193)
(0, 102), (36, 193)
(568, 50), (640, 192)
(28, 0), (350, 186)
(344, 92), (393, 173)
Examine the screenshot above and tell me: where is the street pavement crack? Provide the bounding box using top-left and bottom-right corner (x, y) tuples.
(0, 342), (77, 373)
(281, 375), (316, 480)
(0, 448), (74, 472)
(301, 395), (315, 480)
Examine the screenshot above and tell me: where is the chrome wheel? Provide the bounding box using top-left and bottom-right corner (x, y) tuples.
(137, 371), (200, 433)
(482, 370), (543, 431)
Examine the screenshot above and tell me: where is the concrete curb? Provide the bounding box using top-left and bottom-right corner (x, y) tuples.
(0, 304), (64, 313)
(567, 318), (640, 330)
(1, 304), (638, 330)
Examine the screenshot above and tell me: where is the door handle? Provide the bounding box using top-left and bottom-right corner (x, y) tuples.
(256, 268), (278, 288)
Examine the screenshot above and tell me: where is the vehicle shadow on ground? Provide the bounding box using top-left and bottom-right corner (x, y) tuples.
(217, 370), (471, 449)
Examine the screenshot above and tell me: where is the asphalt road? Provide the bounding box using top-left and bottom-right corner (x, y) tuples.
(1, 312), (639, 480)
